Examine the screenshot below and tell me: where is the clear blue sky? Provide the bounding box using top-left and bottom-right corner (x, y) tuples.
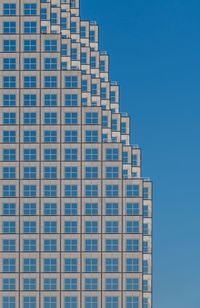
(81, 0), (200, 307)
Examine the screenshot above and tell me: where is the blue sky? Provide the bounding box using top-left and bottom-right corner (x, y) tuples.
(81, 0), (200, 307)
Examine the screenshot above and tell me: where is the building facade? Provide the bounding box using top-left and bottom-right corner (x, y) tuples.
(0, 0), (152, 307)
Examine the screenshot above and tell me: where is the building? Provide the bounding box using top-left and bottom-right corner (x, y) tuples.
(0, 0), (152, 307)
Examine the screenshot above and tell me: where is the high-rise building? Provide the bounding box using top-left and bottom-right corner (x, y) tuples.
(0, 0), (152, 307)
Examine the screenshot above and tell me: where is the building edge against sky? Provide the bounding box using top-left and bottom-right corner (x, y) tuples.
(0, 0), (152, 307)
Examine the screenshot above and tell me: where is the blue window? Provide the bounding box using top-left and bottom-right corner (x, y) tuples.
(85, 203), (98, 215)
(44, 94), (57, 106)
(24, 40), (37, 52)
(65, 259), (77, 272)
(44, 185), (57, 197)
(44, 149), (57, 161)
(65, 94), (78, 106)
(106, 203), (118, 215)
(71, 21), (77, 33)
(100, 60), (106, 72)
(82, 79), (88, 92)
(65, 148), (78, 161)
(3, 113), (16, 125)
(44, 258), (57, 272)
(44, 240), (57, 252)
(44, 296), (57, 308)
(65, 167), (78, 179)
(44, 112), (57, 125)
(3, 76), (16, 88)
(23, 221), (36, 233)
(106, 185), (119, 197)
(44, 167), (57, 179)
(44, 130), (57, 143)
(24, 149), (36, 161)
(80, 26), (86, 38)
(3, 222), (16, 233)
(44, 58), (57, 70)
(23, 279), (36, 291)
(44, 40), (57, 52)
(24, 76), (36, 88)
(126, 185), (140, 197)
(24, 94), (37, 106)
(65, 112), (78, 124)
(2, 297), (16, 308)
(3, 167), (16, 179)
(85, 112), (98, 124)
(23, 185), (36, 197)
(85, 130), (98, 143)
(102, 116), (108, 128)
(44, 203), (57, 215)
(126, 221), (140, 233)
(105, 279), (119, 291)
(24, 3), (37, 15)
(85, 148), (98, 160)
(64, 278), (77, 290)
(81, 52), (87, 64)
(105, 258), (118, 272)
(3, 203), (16, 215)
(126, 297), (139, 308)
(64, 221), (77, 233)
(64, 297), (77, 308)
(143, 260), (149, 274)
(24, 58), (37, 70)
(3, 94), (16, 106)
(106, 167), (119, 179)
(85, 239), (98, 252)
(44, 279), (57, 290)
(23, 240), (36, 252)
(3, 185), (16, 197)
(85, 297), (98, 308)
(90, 30), (96, 42)
(23, 297), (36, 308)
(85, 221), (98, 233)
(126, 258), (139, 272)
(3, 58), (16, 70)
(51, 12), (57, 25)
(106, 148), (119, 160)
(64, 239), (78, 252)
(91, 83), (97, 95)
(65, 130), (78, 143)
(85, 185), (98, 197)
(3, 22), (16, 34)
(3, 3), (16, 15)
(44, 221), (57, 233)
(143, 205), (149, 217)
(85, 167), (98, 179)
(106, 221), (119, 233)
(126, 203), (139, 215)
(44, 76), (57, 88)
(126, 239), (140, 252)
(65, 76), (78, 88)
(105, 239), (119, 252)
(24, 131), (36, 143)
(85, 258), (98, 272)
(112, 119), (118, 130)
(3, 259), (16, 272)
(126, 278), (139, 291)
(3, 278), (16, 291)
(41, 7), (47, 20)
(61, 17), (68, 29)
(24, 203), (36, 215)
(65, 185), (78, 197)
(3, 239), (16, 251)
(24, 113), (37, 125)
(123, 151), (128, 163)
(24, 22), (37, 33)
(61, 44), (68, 56)
(91, 56), (96, 69)
(101, 87), (107, 99)
(110, 91), (116, 102)
(143, 187), (149, 199)
(64, 203), (78, 215)
(85, 279), (98, 291)
(71, 48), (78, 60)
(3, 40), (16, 52)
(105, 297), (118, 308)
